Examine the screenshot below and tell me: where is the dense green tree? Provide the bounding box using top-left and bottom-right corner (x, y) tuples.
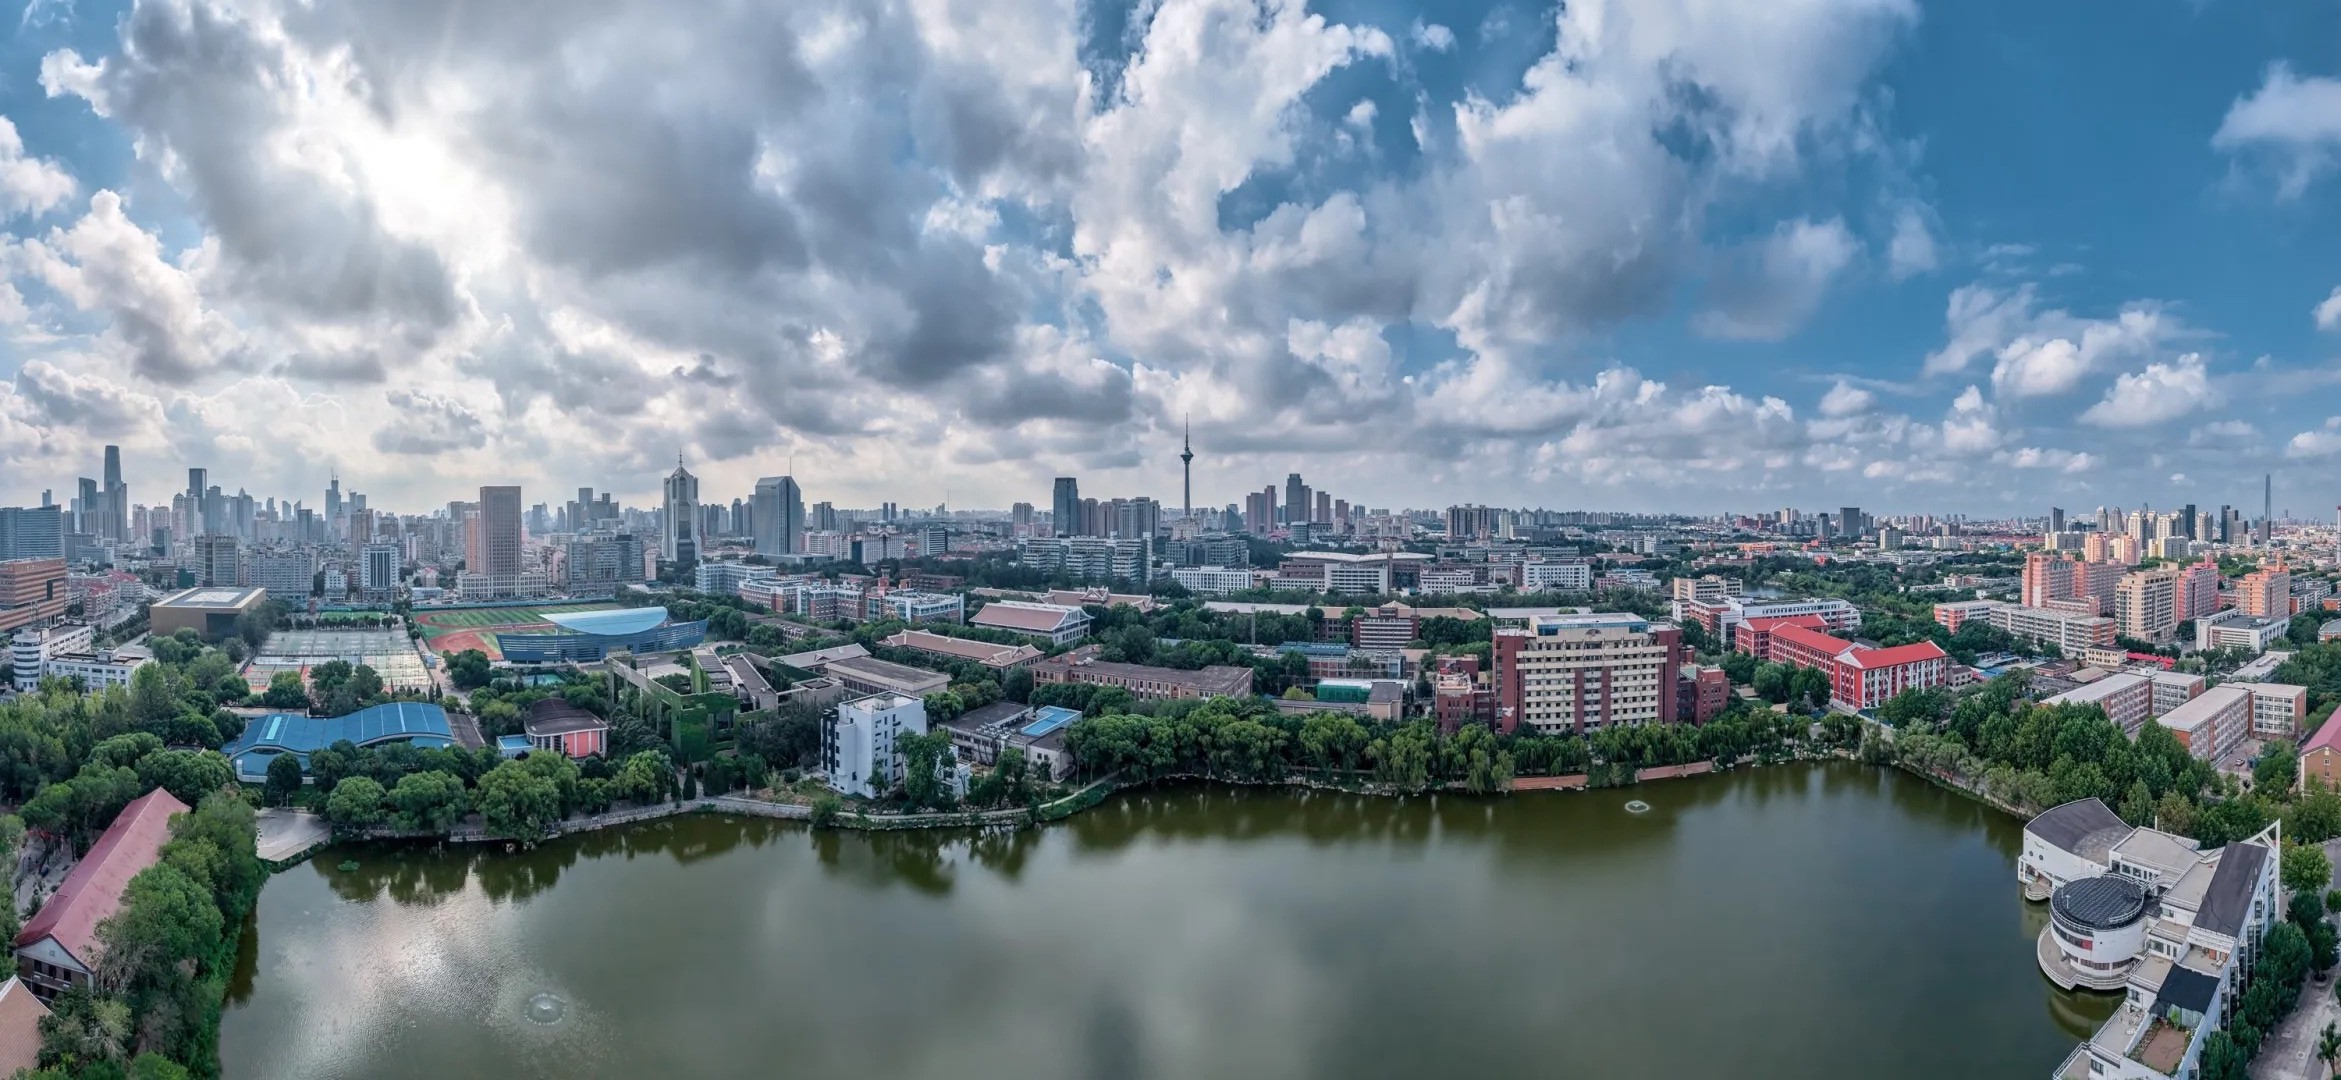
(615, 750), (673, 804)
(476, 759), (564, 841)
(323, 776), (388, 835)
(260, 671), (308, 709)
(263, 753), (305, 807)
(2284, 842), (2334, 897)
(390, 771), (470, 833)
(132, 750), (232, 808)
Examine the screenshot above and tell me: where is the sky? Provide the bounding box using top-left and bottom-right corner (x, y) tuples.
(0, 0), (2336, 519)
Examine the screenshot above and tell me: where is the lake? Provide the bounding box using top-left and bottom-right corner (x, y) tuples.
(220, 762), (2113, 1079)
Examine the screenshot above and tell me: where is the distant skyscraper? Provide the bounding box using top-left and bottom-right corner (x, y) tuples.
(0, 506), (65, 561)
(1838, 506), (1863, 538)
(662, 461), (700, 567)
(752, 476), (804, 555)
(325, 474), (342, 538)
(2048, 507), (2064, 534)
(1052, 478), (1080, 537)
(1284, 474), (1307, 526)
(473, 486), (524, 577)
(101, 444), (123, 540)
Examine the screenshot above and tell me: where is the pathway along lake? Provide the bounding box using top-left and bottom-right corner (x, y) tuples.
(221, 763), (2115, 1079)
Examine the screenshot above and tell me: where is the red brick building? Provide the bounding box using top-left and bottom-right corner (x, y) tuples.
(1677, 664), (1729, 724)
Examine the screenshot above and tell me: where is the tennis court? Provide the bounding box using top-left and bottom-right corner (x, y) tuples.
(248, 628), (433, 693)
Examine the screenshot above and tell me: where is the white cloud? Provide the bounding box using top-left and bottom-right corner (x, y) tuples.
(2287, 418), (2341, 459)
(1885, 203), (1936, 281)
(0, 117), (72, 219)
(1940, 385), (2001, 455)
(1994, 447), (2095, 474)
(2213, 63), (2341, 198)
(1410, 21), (1455, 52)
(1925, 281), (2185, 397)
(2079, 353), (2215, 428)
(2315, 286), (2341, 331)
(1818, 380), (1874, 418)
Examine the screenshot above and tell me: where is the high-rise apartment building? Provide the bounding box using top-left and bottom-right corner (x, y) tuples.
(1493, 613), (1683, 736)
(472, 486), (524, 577)
(0, 507), (65, 561)
(1052, 478), (1080, 538)
(2021, 552), (2076, 608)
(1284, 474), (1308, 526)
(361, 543), (400, 599)
(2115, 569), (2179, 644)
(1246, 487), (1277, 536)
(752, 476), (804, 556)
(192, 534), (241, 588)
(0, 558), (68, 634)
(2238, 565), (2292, 619)
(661, 463), (700, 567)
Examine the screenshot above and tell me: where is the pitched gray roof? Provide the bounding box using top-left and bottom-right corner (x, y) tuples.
(2195, 842), (2269, 939)
(2027, 798), (2130, 862)
(2152, 965), (2219, 1017)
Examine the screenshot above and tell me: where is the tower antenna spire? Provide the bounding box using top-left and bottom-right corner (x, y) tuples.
(1179, 412), (1195, 521)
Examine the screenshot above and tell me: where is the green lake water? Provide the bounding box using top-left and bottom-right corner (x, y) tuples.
(220, 761), (2114, 1078)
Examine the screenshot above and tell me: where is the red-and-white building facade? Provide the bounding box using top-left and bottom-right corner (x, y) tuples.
(1738, 620), (1950, 711)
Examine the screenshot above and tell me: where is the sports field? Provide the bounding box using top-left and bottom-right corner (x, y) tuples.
(411, 603), (620, 660)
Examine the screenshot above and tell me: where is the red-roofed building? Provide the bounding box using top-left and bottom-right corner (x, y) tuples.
(14, 788), (188, 1001)
(1732, 614), (1829, 659)
(2301, 718), (2341, 791)
(1833, 641), (1950, 711)
(1741, 621), (1950, 712)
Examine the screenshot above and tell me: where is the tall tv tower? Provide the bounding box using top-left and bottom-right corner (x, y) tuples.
(1180, 415), (1195, 520)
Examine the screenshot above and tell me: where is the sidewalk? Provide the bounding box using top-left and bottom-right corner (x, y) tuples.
(2250, 969), (2338, 1079)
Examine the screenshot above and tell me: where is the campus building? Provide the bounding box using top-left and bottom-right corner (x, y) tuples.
(495, 608), (709, 663)
(1736, 620), (1949, 711)
(969, 601), (1093, 645)
(147, 586), (266, 640)
(880, 630), (1042, 671)
(1492, 613), (1683, 735)
(1677, 595), (1860, 641)
(15, 789), (190, 1001)
(2023, 799), (2280, 1080)
(1031, 653), (1254, 701)
(822, 693), (964, 800)
(219, 703), (457, 782)
(0, 559), (67, 636)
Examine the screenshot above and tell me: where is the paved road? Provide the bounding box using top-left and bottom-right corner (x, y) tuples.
(254, 808), (331, 863)
(2251, 968), (2340, 1080)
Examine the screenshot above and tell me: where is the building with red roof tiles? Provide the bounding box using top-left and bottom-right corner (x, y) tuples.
(1739, 620), (1949, 712)
(14, 788), (188, 1001)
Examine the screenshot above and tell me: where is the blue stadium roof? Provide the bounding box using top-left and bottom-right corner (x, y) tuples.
(223, 702), (455, 757)
(543, 608), (670, 636)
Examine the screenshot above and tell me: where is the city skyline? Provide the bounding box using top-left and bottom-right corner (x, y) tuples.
(0, 2), (2337, 514)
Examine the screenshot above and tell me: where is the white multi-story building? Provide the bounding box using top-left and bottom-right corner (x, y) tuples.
(360, 543), (400, 601)
(2025, 798), (2281, 1080)
(1414, 568), (1489, 595)
(1017, 536), (1152, 584)
(1171, 567), (1254, 596)
(1988, 604), (2117, 654)
(2227, 682), (2308, 739)
(39, 647), (149, 692)
(821, 693), (962, 800)
(1323, 561), (1392, 595)
(10, 623), (95, 691)
(455, 570), (552, 602)
(866, 590), (965, 625)
(1520, 560), (1592, 592)
(2115, 570), (2179, 644)
(695, 560), (778, 597)
(2195, 609), (2289, 654)
(246, 548), (316, 602)
(1679, 596), (1861, 640)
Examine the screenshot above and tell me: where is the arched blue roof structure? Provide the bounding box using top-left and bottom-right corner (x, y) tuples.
(221, 702), (456, 782)
(544, 608), (670, 635)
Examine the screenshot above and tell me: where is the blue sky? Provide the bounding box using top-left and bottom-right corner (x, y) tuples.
(0, 0), (2335, 518)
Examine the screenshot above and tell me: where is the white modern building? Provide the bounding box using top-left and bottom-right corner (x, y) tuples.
(1520, 560), (1593, 592)
(246, 548), (315, 601)
(1171, 566), (1254, 596)
(2023, 798), (2281, 1080)
(38, 647), (150, 692)
(820, 693), (963, 801)
(10, 624), (94, 692)
(865, 590), (965, 625)
(2195, 609), (2290, 654)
